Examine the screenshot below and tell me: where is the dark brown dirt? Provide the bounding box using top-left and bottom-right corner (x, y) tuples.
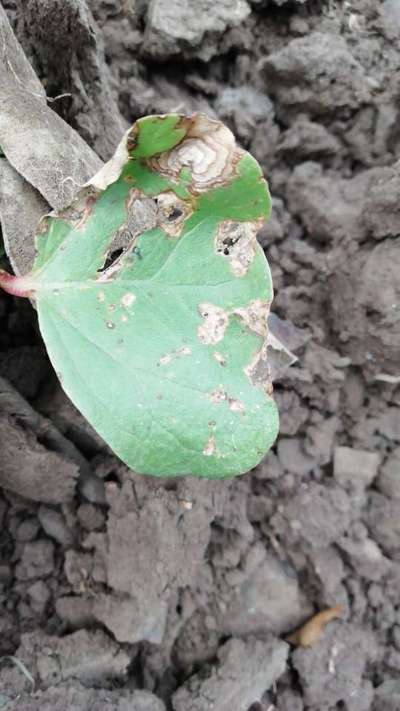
(0, 1), (399, 709)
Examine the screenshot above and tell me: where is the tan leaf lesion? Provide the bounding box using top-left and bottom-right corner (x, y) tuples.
(96, 188), (157, 280)
(155, 192), (193, 238)
(203, 435), (216, 457)
(60, 186), (99, 231)
(148, 114), (244, 194)
(233, 299), (270, 338)
(207, 388), (246, 414)
(238, 300), (274, 396)
(244, 345), (273, 396)
(157, 346), (192, 366)
(215, 219), (262, 277)
(197, 303), (229, 345)
(197, 298), (274, 396)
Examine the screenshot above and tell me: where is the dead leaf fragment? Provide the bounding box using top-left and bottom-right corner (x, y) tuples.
(286, 605), (344, 647)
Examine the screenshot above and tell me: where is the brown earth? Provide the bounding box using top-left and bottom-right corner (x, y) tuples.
(0, 1), (400, 709)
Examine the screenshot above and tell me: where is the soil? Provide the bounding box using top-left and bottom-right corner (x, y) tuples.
(0, 0), (400, 709)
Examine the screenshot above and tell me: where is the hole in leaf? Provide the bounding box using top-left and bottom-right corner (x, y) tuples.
(98, 248), (123, 273)
(167, 207), (183, 221)
(218, 235), (242, 256)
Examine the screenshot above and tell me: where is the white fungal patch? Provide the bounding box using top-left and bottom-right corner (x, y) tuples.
(121, 292), (136, 308)
(106, 321), (115, 329)
(97, 291), (105, 302)
(203, 435), (216, 457)
(198, 303), (229, 345)
(148, 115), (243, 193)
(215, 220), (260, 276)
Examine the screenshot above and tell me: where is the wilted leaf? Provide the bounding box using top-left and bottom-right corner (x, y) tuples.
(0, 6), (103, 276)
(0, 5), (101, 212)
(0, 158), (49, 275)
(0, 113), (279, 478)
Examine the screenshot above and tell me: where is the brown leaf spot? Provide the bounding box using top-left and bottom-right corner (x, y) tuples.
(148, 114), (244, 194)
(156, 192), (193, 238)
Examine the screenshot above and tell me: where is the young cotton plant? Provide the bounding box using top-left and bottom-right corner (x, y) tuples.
(0, 114), (279, 478)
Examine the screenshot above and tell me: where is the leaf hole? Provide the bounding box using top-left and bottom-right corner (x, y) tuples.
(98, 248), (123, 273)
(167, 207), (183, 221)
(218, 235), (241, 256)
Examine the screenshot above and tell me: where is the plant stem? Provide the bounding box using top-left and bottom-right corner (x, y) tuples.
(0, 270), (35, 298)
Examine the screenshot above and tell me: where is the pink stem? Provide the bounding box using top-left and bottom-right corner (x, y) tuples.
(0, 270), (35, 298)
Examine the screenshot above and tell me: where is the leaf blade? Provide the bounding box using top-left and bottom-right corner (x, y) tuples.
(28, 114), (280, 477)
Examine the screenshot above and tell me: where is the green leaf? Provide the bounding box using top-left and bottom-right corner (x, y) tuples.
(0, 114), (279, 478)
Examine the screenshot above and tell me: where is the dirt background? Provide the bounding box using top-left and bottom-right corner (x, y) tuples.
(1, 0), (400, 709)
